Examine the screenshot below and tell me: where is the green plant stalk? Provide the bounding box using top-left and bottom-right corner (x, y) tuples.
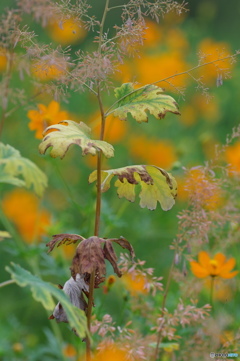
(210, 276), (215, 312)
(85, 0), (109, 347)
(153, 256), (175, 361)
(0, 279), (15, 288)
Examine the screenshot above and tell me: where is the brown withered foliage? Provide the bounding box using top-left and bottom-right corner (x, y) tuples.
(71, 236), (135, 288)
(46, 233), (85, 252)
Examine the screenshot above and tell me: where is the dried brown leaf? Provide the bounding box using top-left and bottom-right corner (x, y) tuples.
(46, 233), (85, 253)
(103, 240), (122, 277)
(71, 236), (106, 287)
(108, 237), (135, 260)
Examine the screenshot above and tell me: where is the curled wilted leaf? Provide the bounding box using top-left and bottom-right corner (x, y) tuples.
(89, 165), (177, 211)
(46, 233), (85, 253)
(50, 274), (89, 324)
(103, 240), (122, 277)
(108, 237), (135, 260)
(39, 120), (114, 159)
(71, 236), (106, 287)
(70, 236), (135, 288)
(112, 83), (180, 122)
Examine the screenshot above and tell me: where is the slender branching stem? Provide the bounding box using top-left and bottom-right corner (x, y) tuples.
(85, 2), (110, 357)
(0, 51), (14, 139)
(105, 54), (239, 117)
(153, 256), (175, 361)
(98, 0), (110, 52)
(0, 279), (15, 288)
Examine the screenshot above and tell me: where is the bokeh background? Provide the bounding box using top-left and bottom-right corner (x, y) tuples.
(0, 0), (240, 360)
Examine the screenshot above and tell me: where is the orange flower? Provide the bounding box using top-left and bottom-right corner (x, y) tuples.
(27, 100), (69, 139)
(198, 38), (233, 85)
(136, 51), (189, 88)
(225, 142), (240, 173)
(143, 19), (163, 48)
(121, 272), (148, 296)
(190, 251), (238, 279)
(103, 275), (116, 294)
(62, 344), (77, 358)
(2, 189), (51, 243)
(0, 48), (7, 72)
(92, 345), (133, 361)
(47, 17), (87, 46)
(129, 135), (177, 169)
(32, 58), (67, 81)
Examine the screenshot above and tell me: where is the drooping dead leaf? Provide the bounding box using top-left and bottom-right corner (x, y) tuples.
(70, 236), (135, 288)
(108, 237), (135, 260)
(46, 233), (85, 253)
(103, 240), (122, 277)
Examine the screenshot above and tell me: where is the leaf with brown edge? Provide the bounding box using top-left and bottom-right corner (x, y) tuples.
(108, 237), (135, 260)
(71, 236), (106, 287)
(103, 240), (122, 277)
(39, 120), (114, 159)
(89, 165), (177, 211)
(46, 233), (85, 253)
(113, 83), (180, 123)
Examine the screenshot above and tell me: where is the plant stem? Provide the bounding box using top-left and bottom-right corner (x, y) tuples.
(85, 0), (110, 353)
(153, 256), (175, 361)
(0, 50), (14, 139)
(0, 279), (15, 288)
(210, 276), (215, 312)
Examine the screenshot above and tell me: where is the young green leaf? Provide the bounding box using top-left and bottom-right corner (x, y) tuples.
(0, 142), (47, 197)
(6, 263), (87, 338)
(0, 230), (11, 241)
(112, 83), (180, 122)
(89, 165), (177, 211)
(39, 120), (114, 159)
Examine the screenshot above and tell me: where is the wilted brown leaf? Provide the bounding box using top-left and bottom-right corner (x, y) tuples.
(103, 240), (122, 277)
(46, 233), (85, 253)
(108, 237), (135, 260)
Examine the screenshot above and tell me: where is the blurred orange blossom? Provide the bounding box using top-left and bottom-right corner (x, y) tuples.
(92, 345), (134, 361)
(198, 38), (233, 85)
(47, 17), (87, 46)
(27, 100), (69, 139)
(121, 272), (148, 296)
(129, 135), (177, 169)
(2, 189), (51, 243)
(190, 251), (238, 279)
(225, 142), (240, 173)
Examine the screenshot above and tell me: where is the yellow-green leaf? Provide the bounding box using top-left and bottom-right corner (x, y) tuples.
(113, 83), (180, 122)
(6, 263), (87, 338)
(39, 120), (114, 159)
(0, 143), (47, 197)
(0, 230), (11, 241)
(89, 165), (177, 211)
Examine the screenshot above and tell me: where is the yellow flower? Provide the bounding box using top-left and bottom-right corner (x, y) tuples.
(27, 100), (69, 139)
(143, 19), (163, 47)
(190, 251), (238, 279)
(47, 17), (87, 46)
(2, 189), (51, 243)
(225, 142), (240, 173)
